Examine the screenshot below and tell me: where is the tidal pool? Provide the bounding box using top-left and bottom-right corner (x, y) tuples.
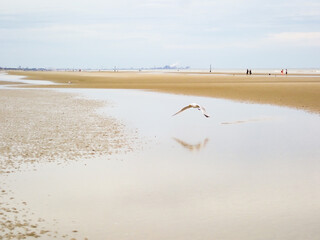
(2, 83), (320, 239)
(0, 72), (55, 88)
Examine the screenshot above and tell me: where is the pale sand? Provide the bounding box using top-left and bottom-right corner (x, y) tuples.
(1, 75), (319, 239)
(0, 88), (139, 239)
(8, 70), (320, 114)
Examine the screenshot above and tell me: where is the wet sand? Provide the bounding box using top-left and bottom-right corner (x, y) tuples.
(2, 88), (319, 240)
(0, 88), (139, 239)
(8, 70), (320, 114)
(0, 78), (320, 240)
(1, 73), (320, 239)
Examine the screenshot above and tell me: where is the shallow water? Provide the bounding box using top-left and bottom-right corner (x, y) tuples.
(2, 77), (320, 239)
(0, 72), (55, 87)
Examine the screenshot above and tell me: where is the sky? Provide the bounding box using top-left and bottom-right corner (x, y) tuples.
(0, 0), (319, 69)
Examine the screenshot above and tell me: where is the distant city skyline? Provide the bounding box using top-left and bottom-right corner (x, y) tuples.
(0, 0), (319, 69)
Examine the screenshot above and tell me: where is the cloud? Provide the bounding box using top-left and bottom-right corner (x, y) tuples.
(1, 0), (319, 68)
(164, 31), (320, 50)
(267, 32), (320, 46)
(0, 22), (169, 48)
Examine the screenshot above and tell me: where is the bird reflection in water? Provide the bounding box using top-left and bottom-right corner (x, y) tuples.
(173, 137), (209, 152)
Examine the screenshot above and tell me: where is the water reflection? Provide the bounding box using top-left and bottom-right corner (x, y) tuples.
(221, 117), (272, 125)
(0, 72), (56, 89)
(173, 137), (209, 152)
(3, 81), (320, 240)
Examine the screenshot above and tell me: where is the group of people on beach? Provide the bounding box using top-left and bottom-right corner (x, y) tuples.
(246, 69), (288, 75)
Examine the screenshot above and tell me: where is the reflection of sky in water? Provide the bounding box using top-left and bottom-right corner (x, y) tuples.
(0, 72), (55, 88)
(3, 77), (320, 239)
(59, 88), (320, 164)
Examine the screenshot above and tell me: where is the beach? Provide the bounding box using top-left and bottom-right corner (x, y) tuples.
(0, 84), (140, 239)
(1, 72), (320, 239)
(2, 0), (320, 238)
(8, 70), (320, 114)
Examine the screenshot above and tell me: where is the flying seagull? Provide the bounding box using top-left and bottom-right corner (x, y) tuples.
(172, 103), (210, 118)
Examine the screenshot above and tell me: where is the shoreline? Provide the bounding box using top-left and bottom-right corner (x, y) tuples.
(1, 74), (320, 239)
(0, 88), (139, 238)
(6, 70), (320, 114)
(0, 88), (137, 174)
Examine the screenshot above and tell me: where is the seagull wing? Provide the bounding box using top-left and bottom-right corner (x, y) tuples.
(199, 106), (210, 118)
(172, 105), (192, 116)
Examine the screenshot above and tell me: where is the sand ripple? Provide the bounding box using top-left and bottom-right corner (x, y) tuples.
(0, 89), (137, 174)
(0, 89), (139, 239)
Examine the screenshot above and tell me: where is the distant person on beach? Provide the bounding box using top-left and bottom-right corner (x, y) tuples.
(285, 69), (288, 75)
(246, 69), (249, 75)
(249, 70), (252, 75)
(281, 69), (283, 75)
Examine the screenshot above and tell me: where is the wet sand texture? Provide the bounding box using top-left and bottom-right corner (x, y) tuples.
(0, 89), (136, 174)
(8, 71), (320, 113)
(0, 89), (138, 239)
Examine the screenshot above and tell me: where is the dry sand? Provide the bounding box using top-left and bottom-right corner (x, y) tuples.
(8, 70), (320, 114)
(0, 88), (139, 239)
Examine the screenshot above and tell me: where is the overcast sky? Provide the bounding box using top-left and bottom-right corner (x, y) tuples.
(0, 0), (319, 69)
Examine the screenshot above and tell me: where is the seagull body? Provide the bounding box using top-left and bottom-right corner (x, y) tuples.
(172, 103), (210, 118)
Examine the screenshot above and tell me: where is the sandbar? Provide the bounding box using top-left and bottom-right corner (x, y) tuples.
(8, 70), (320, 113)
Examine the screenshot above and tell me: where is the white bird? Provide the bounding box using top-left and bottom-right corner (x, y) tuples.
(172, 103), (210, 118)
